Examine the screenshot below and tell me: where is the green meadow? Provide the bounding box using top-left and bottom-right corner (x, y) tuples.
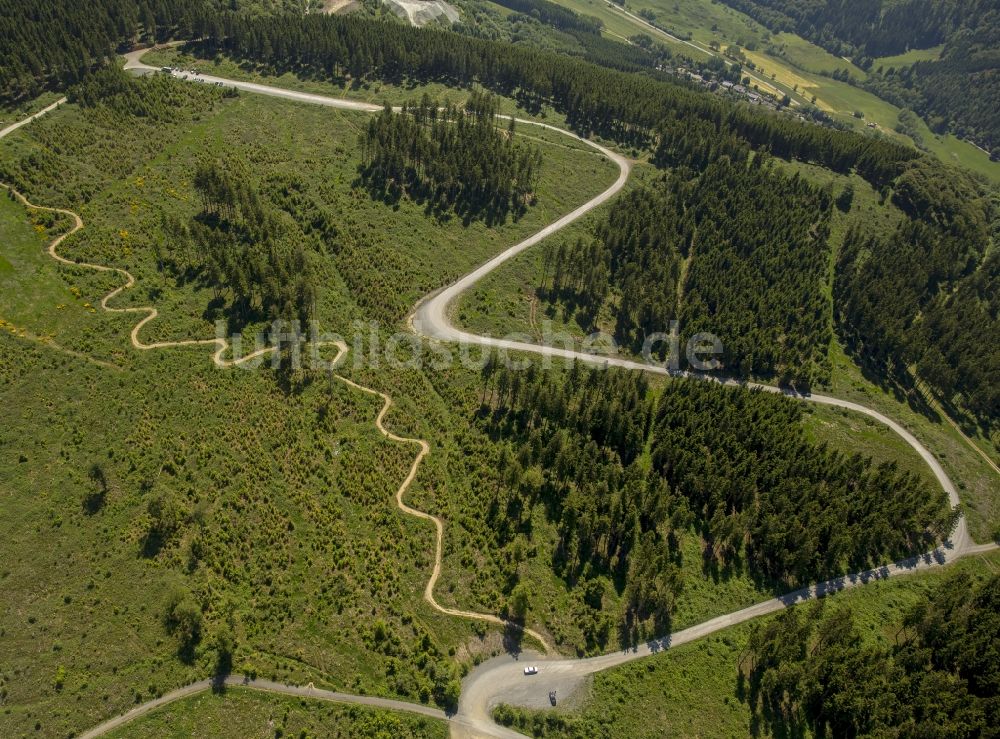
(0, 71), (618, 736)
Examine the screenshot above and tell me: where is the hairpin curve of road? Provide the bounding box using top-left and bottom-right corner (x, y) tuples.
(2, 49), (996, 738)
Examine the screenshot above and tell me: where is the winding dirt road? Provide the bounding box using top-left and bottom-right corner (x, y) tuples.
(1, 185), (347, 368)
(2, 51), (995, 738)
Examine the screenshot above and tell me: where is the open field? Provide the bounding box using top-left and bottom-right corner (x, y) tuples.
(496, 548), (1000, 738)
(873, 45), (944, 69)
(0, 314), (479, 737)
(104, 687), (448, 738)
(800, 403), (942, 492)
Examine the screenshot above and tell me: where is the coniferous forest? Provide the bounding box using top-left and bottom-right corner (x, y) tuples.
(745, 572), (1000, 737)
(2, 2), (920, 186)
(193, 13), (916, 188)
(478, 362), (952, 643)
(162, 156), (318, 327)
(544, 154), (833, 385)
(358, 93), (542, 224)
(835, 159), (998, 423)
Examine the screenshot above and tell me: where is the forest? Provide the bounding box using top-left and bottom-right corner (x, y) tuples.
(716, 0), (992, 57)
(745, 572), (1000, 737)
(543, 153), (833, 385)
(192, 13), (917, 188)
(835, 159), (998, 425)
(488, 0), (602, 36)
(477, 362), (952, 644)
(717, 0), (1000, 150)
(871, 16), (1000, 152)
(358, 93), (542, 224)
(160, 155), (318, 327)
(0, 0), (201, 101)
(1, 2), (921, 186)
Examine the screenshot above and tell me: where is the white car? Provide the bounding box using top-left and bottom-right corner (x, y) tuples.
(523, 666), (538, 675)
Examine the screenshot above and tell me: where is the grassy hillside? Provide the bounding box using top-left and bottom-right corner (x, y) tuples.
(0, 72), (618, 737)
(1, 49), (994, 739)
(104, 688), (448, 738)
(873, 45), (944, 68)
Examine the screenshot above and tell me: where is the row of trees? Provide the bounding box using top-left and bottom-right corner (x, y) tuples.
(745, 572), (1000, 737)
(358, 93), (542, 223)
(478, 361), (952, 641)
(543, 154), (834, 386)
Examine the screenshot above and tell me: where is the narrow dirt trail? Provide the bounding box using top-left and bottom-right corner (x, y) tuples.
(2, 177), (548, 735)
(335, 374), (556, 653)
(4, 177), (553, 642)
(3, 184), (346, 367)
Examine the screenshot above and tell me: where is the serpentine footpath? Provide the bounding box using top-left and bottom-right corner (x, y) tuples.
(0, 48), (993, 738)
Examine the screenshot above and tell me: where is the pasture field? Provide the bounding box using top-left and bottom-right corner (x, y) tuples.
(873, 45), (944, 69)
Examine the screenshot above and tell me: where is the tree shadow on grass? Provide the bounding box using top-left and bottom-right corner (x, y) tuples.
(502, 620), (528, 658)
(836, 329), (941, 425)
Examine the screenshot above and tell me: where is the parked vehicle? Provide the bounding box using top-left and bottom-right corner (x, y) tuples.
(523, 666), (538, 675)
